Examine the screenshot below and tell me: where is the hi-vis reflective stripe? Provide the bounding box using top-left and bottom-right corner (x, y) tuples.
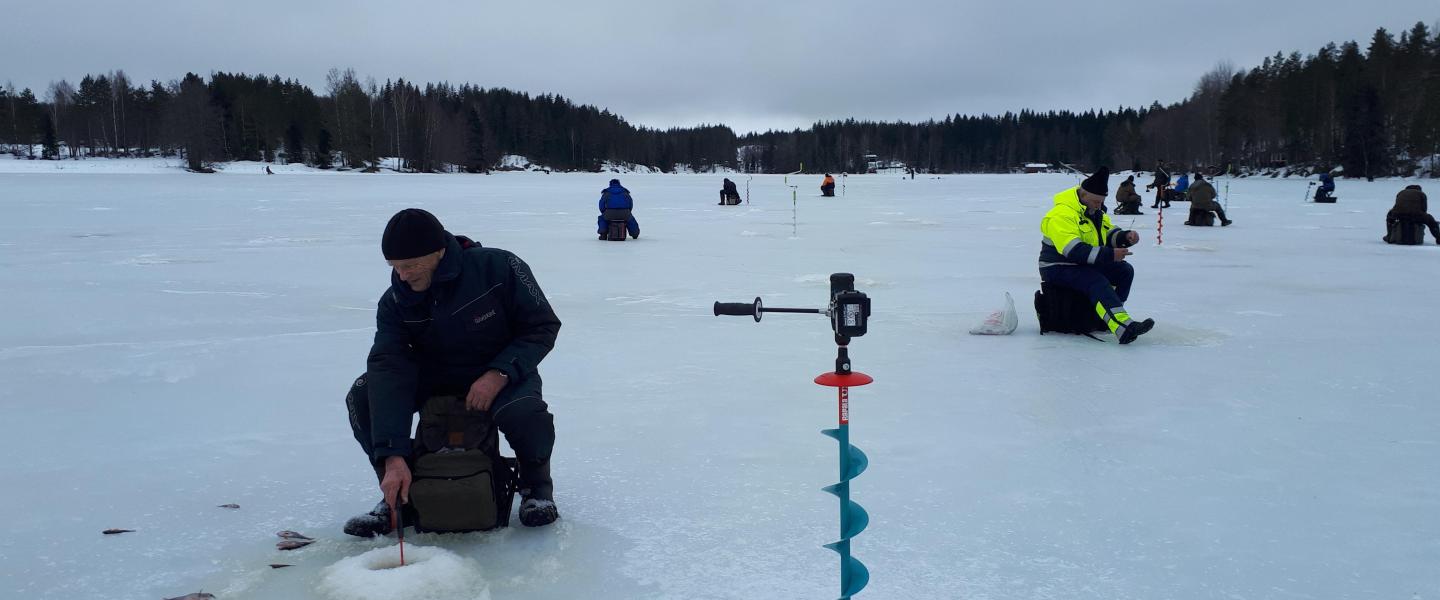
(1087, 247), (1101, 263)
(1061, 238), (1081, 254)
(1095, 301), (1132, 334)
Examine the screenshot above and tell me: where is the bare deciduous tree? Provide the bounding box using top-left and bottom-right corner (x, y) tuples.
(109, 70), (130, 155)
(1191, 61), (1236, 166)
(46, 80), (74, 157)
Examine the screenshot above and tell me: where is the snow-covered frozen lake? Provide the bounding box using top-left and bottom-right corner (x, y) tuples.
(1, 165), (1437, 599)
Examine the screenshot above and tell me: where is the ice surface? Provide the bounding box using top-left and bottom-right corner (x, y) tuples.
(1, 164), (1438, 599)
(317, 545), (489, 600)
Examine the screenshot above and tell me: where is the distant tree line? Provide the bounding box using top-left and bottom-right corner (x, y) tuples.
(1, 21), (1435, 177)
(0, 68), (738, 174)
(742, 22), (1440, 178)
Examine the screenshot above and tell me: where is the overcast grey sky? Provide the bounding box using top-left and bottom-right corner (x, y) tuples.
(2, 1), (1436, 133)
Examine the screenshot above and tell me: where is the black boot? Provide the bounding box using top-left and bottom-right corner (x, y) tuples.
(517, 459), (559, 527)
(1118, 318), (1155, 345)
(343, 500), (393, 538)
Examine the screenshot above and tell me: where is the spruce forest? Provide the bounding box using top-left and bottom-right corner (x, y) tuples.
(1, 22), (1437, 178)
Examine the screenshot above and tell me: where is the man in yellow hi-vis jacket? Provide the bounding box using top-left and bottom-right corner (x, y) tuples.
(1039, 167), (1155, 344)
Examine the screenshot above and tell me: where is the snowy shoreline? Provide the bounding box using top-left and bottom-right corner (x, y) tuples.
(5, 154), (1433, 181)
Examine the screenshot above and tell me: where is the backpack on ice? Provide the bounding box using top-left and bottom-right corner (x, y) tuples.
(408, 395), (517, 533)
(1034, 282), (1106, 336)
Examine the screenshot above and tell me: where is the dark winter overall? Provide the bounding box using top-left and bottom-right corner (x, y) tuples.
(345, 233), (561, 504)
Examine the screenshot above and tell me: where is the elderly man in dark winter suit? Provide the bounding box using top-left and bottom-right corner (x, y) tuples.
(343, 208), (563, 536)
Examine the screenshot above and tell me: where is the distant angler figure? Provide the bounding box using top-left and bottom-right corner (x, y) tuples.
(597, 179), (641, 240)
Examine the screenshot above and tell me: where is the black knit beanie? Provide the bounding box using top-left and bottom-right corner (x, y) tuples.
(382, 208), (446, 260)
(1081, 166), (1110, 196)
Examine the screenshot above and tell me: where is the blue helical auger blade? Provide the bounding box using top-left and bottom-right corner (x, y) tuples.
(842, 555), (870, 598)
(844, 445), (868, 480)
(842, 499), (869, 538)
(820, 542), (870, 598)
(822, 431), (869, 478)
(820, 427), (868, 598)
(820, 542), (871, 597)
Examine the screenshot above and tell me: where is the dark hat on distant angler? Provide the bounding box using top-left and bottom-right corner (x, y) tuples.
(1081, 166), (1110, 196)
(1405, 184), (1423, 191)
(609, 178), (621, 186)
(382, 208), (446, 260)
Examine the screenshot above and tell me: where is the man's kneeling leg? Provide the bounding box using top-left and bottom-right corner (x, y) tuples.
(342, 374), (397, 537)
(493, 395), (559, 526)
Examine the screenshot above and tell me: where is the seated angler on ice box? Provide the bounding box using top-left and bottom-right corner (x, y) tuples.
(1037, 167), (1155, 344)
(1315, 171), (1337, 202)
(1183, 173), (1232, 227)
(343, 208), (563, 537)
(1114, 175), (1144, 215)
(597, 178), (641, 239)
(820, 174), (836, 197)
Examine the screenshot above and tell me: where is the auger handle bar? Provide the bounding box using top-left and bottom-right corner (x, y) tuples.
(713, 297), (823, 322)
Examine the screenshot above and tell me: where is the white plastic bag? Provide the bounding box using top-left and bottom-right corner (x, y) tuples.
(968, 292), (1018, 335)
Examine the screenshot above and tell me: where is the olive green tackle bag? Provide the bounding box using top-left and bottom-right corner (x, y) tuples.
(408, 395), (517, 532)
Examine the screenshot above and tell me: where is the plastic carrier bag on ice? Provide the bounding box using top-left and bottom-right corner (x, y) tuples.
(968, 292), (1018, 335)
(317, 545), (491, 600)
